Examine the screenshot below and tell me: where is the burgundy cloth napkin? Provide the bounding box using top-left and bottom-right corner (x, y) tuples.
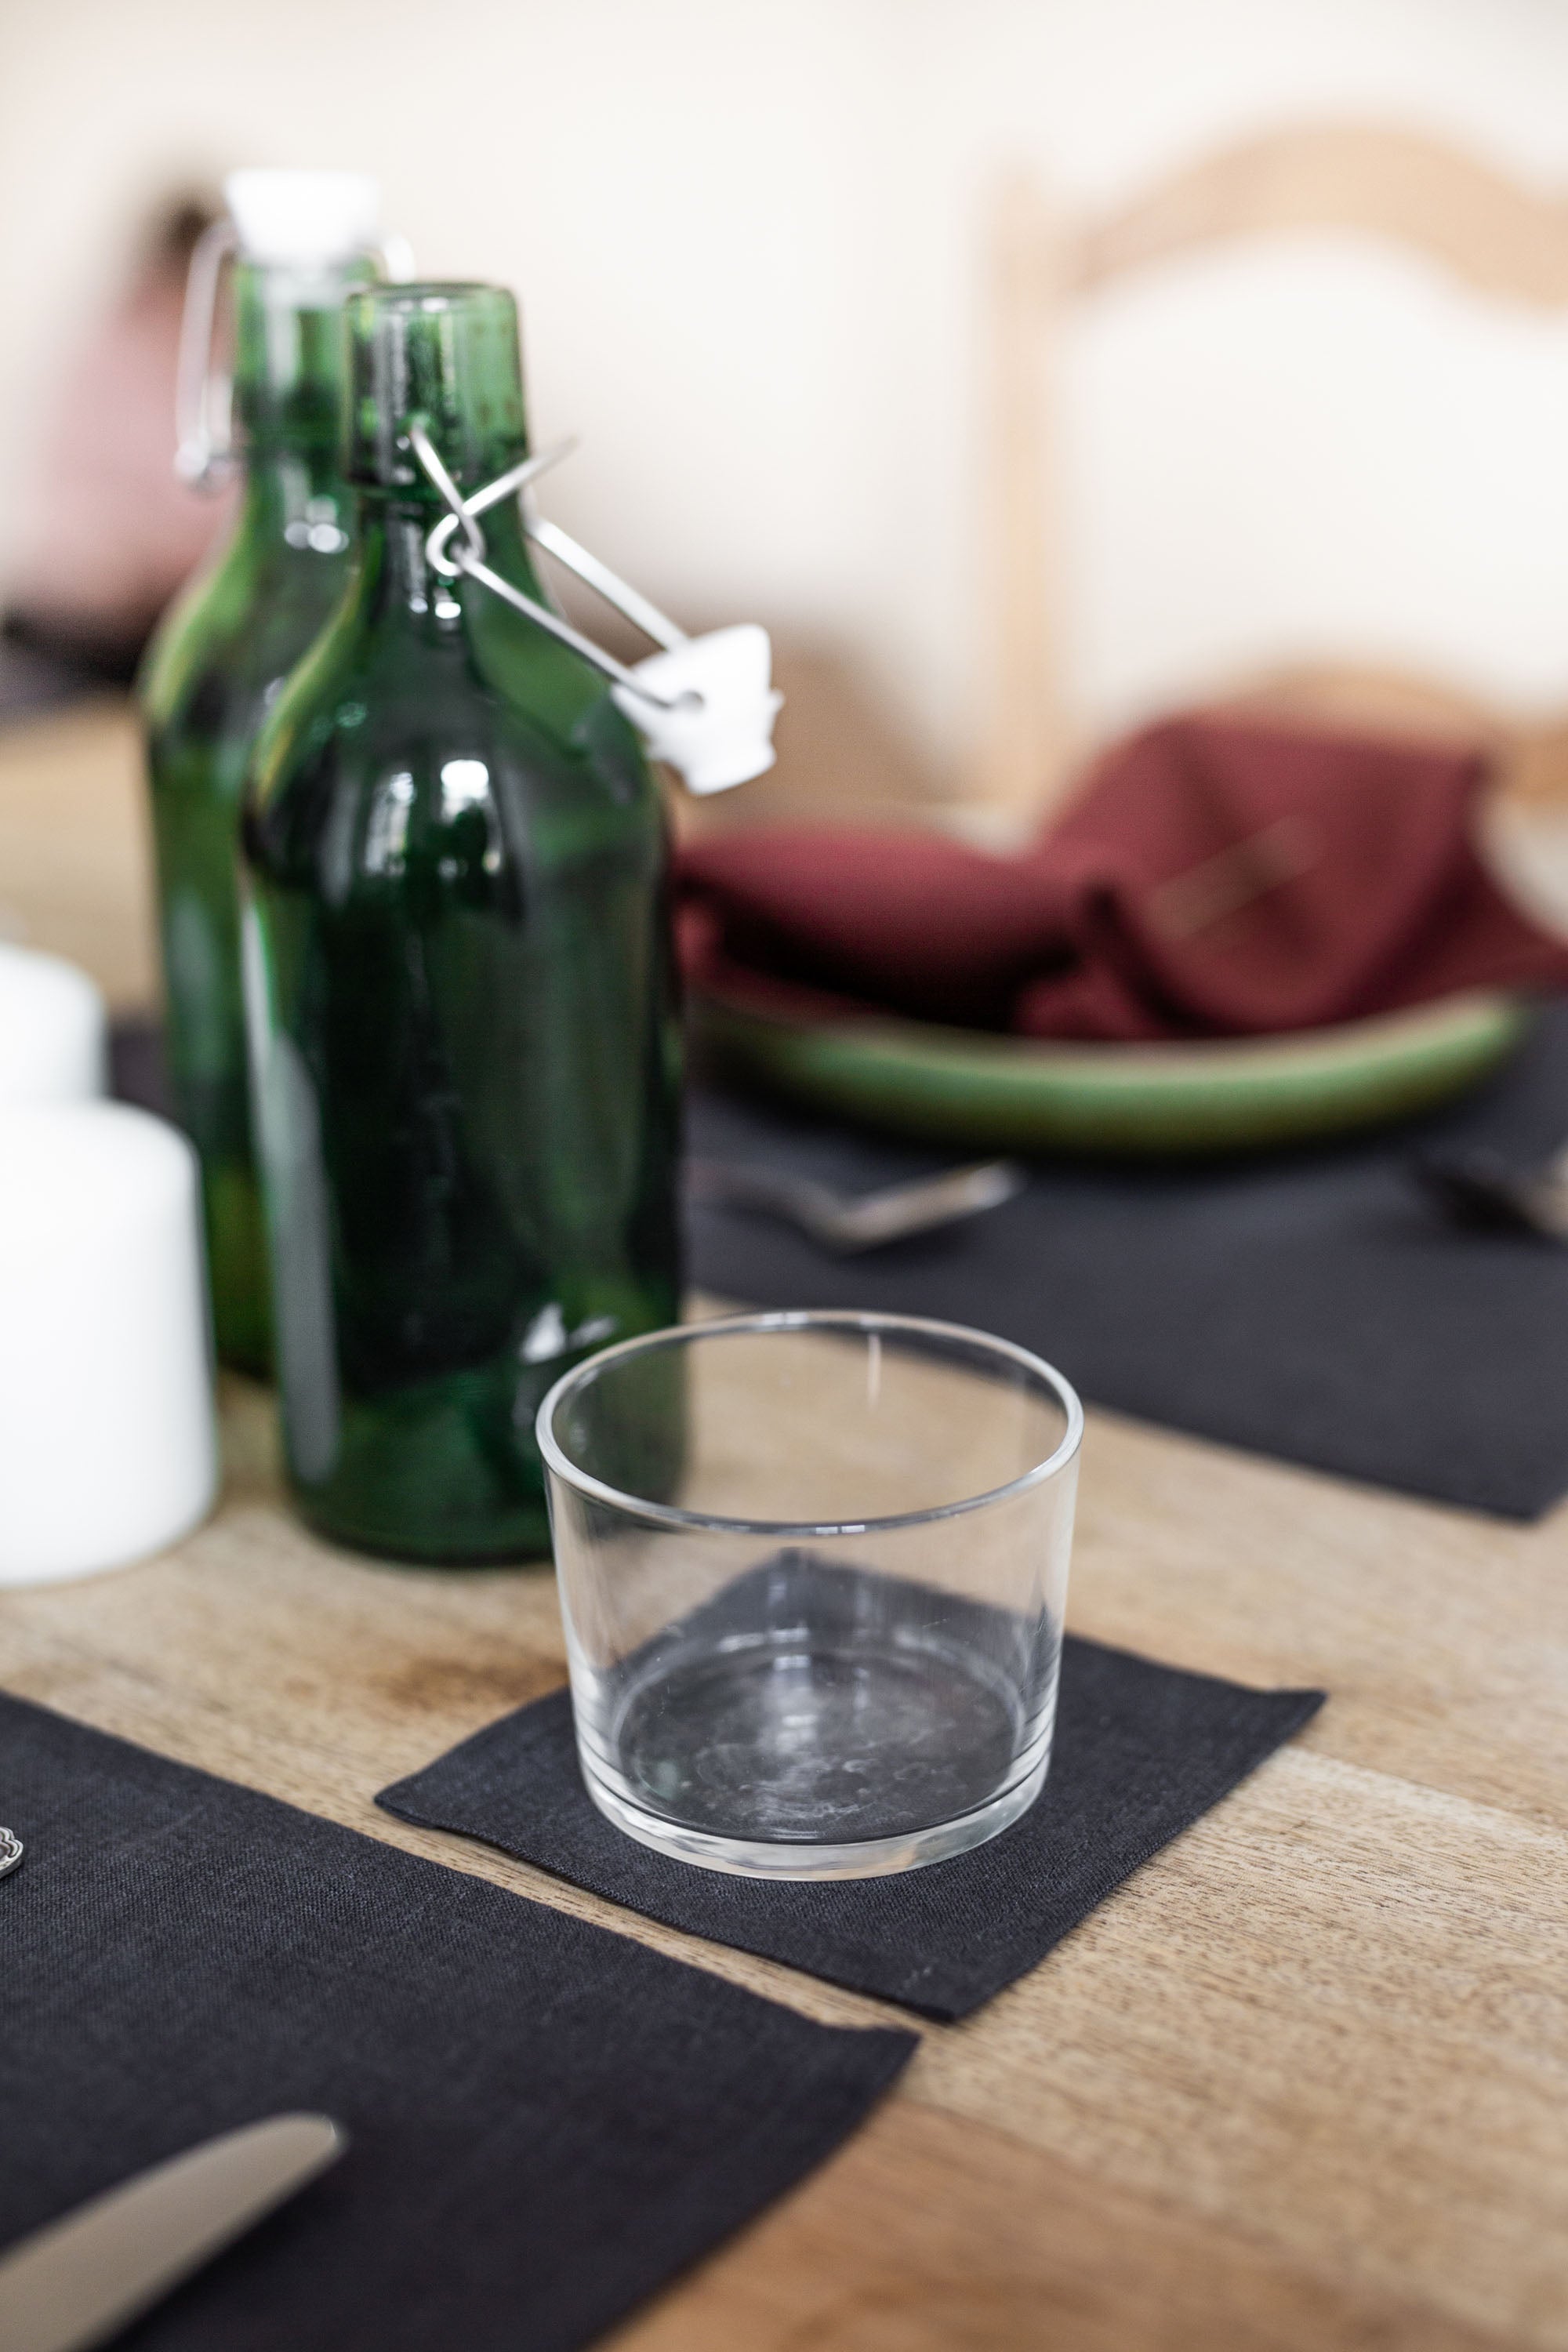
(680, 714), (1568, 1042)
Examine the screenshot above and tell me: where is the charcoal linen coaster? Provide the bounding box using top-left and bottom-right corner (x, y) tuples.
(684, 997), (1568, 1520)
(0, 1692), (913, 2352)
(379, 1629), (1324, 2021)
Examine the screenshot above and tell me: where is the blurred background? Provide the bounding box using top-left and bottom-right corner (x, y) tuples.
(6, 0), (1568, 822)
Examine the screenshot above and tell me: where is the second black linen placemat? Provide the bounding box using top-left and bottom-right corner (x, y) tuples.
(685, 1000), (1568, 1519)
(0, 1692), (913, 2352)
(110, 1011), (1568, 1516)
(379, 1635), (1324, 2020)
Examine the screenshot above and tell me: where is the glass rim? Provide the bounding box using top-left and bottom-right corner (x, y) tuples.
(535, 1308), (1083, 1538)
(347, 278), (507, 311)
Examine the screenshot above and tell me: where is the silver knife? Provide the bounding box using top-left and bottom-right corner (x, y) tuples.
(0, 2114), (346, 2352)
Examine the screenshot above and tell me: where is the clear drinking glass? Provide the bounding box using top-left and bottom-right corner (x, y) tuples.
(537, 1311), (1082, 1879)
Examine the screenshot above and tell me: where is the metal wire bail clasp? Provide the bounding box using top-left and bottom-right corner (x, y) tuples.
(408, 420), (688, 705)
(173, 205), (414, 493)
(174, 218), (241, 491)
(408, 423), (781, 794)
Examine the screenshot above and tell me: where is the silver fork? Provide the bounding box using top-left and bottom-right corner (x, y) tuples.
(688, 1158), (1026, 1251)
(1417, 1139), (1568, 1239)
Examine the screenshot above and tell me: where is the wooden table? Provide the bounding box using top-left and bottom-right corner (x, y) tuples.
(2, 704), (1566, 2352)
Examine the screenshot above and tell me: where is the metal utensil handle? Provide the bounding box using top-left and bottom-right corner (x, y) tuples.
(0, 2114), (344, 2352)
(408, 423), (691, 712)
(688, 1160), (849, 1225)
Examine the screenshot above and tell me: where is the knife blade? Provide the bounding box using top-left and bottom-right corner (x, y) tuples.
(0, 2114), (345, 2352)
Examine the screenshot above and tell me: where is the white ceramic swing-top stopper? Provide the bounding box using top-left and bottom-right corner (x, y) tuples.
(224, 169), (382, 268)
(613, 623), (782, 795)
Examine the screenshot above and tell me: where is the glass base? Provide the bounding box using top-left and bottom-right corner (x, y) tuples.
(579, 1746), (1048, 1878)
(578, 1630), (1052, 1879)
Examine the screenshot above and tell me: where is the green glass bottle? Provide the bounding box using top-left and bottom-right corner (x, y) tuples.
(241, 283), (682, 1563)
(140, 230), (375, 1374)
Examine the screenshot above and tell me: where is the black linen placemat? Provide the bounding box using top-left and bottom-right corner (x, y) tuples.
(0, 1691), (913, 2352)
(685, 1000), (1568, 1519)
(110, 1011), (1568, 1515)
(108, 1017), (172, 1116)
(379, 1633), (1324, 2021)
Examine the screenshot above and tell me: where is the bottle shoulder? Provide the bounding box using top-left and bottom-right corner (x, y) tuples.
(140, 532), (356, 750)
(244, 623), (666, 902)
(249, 588), (660, 819)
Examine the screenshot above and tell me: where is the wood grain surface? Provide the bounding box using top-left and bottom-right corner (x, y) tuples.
(2, 704), (1566, 2350)
(0, 700), (158, 1009)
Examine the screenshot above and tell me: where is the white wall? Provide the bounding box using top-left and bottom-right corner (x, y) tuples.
(4, 0), (1568, 773)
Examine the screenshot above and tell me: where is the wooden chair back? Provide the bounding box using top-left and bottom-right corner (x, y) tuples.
(978, 127), (1568, 819)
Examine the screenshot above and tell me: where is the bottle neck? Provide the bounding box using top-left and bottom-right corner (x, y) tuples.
(238, 446), (351, 549)
(343, 284), (539, 630)
(359, 486), (547, 630)
(230, 256), (367, 475)
(224, 257), (369, 557)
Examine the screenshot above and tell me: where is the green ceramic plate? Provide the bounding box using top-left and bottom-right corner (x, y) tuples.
(693, 987), (1531, 1156)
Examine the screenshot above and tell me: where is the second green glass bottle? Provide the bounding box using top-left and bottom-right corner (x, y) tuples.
(141, 228), (375, 1374)
(241, 284), (682, 1564)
